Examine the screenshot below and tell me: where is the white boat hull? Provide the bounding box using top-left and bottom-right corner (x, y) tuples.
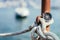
(15, 7), (29, 17)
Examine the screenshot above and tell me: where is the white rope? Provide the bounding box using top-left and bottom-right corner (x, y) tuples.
(0, 32), (22, 37)
(0, 28), (30, 37)
(31, 18), (60, 40)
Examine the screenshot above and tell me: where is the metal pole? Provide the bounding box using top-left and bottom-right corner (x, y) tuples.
(41, 0), (50, 15)
(41, 0), (50, 32)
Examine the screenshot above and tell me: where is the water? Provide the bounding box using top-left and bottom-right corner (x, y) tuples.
(0, 7), (40, 40)
(0, 0), (60, 40)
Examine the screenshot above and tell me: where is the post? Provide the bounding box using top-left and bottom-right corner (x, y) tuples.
(41, 0), (50, 32)
(41, 0), (50, 15)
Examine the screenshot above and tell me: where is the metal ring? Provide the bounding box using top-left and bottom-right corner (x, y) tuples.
(43, 13), (52, 22)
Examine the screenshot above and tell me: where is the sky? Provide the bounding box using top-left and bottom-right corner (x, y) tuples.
(0, 0), (60, 9)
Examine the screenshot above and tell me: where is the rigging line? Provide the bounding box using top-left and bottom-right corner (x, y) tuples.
(0, 29), (30, 37)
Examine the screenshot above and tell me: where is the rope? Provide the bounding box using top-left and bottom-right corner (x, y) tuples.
(0, 29), (30, 37)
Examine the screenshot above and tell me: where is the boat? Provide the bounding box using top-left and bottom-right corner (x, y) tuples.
(15, 1), (29, 17)
(15, 7), (29, 17)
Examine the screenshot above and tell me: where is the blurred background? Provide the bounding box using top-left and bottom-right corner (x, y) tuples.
(0, 0), (60, 40)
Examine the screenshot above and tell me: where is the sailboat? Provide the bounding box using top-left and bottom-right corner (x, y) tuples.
(15, 1), (29, 17)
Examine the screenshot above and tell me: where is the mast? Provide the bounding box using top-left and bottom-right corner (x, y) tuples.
(41, 0), (50, 32)
(41, 0), (50, 16)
